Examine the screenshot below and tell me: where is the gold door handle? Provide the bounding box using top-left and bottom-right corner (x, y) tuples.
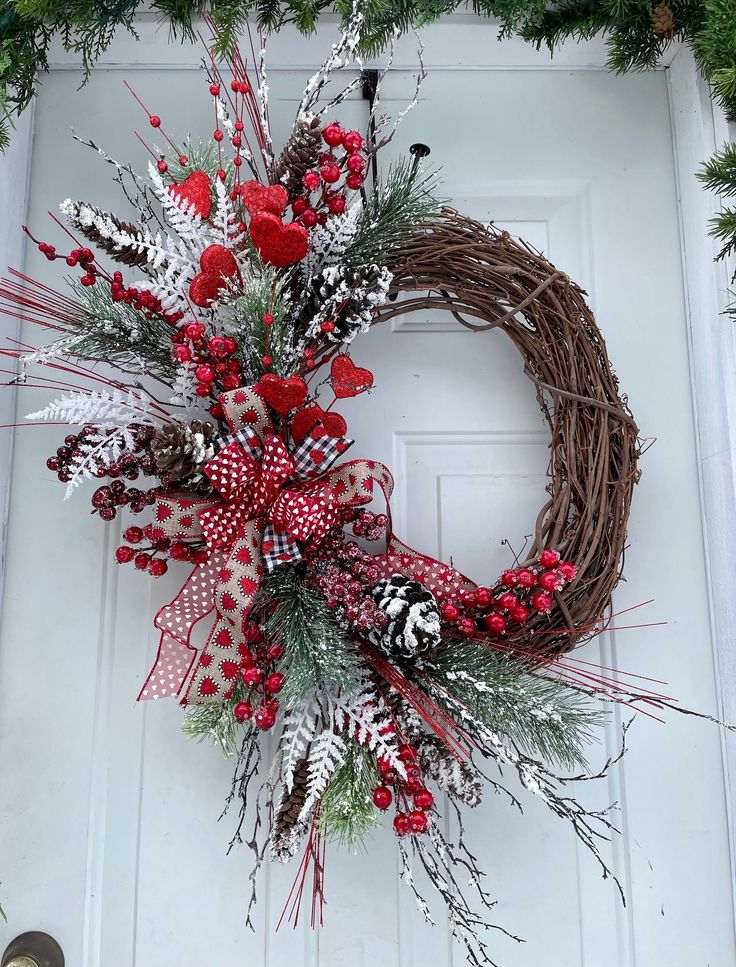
(1, 933), (63, 967)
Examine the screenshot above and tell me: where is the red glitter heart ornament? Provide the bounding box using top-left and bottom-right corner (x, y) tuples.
(167, 171), (212, 219)
(249, 212), (309, 268)
(237, 181), (288, 216)
(189, 244), (241, 308)
(290, 404), (348, 444)
(330, 355), (374, 399)
(257, 373), (308, 415)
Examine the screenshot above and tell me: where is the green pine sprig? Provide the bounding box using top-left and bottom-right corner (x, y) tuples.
(318, 741), (381, 846)
(342, 160), (442, 267)
(264, 565), (360, 705)
(425, 641), (607, 769)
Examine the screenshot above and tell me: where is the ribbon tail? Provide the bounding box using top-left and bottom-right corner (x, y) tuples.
(137, 632), (199, 701)
(187, 520), (265, 703)
(138, 554), (223, 702)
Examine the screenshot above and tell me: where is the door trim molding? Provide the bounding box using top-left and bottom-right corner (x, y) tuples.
(666, 43), (736, 912)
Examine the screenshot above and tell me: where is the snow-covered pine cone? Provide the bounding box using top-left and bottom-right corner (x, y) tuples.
(306, 264), (393, 343)
(368, 575), (441, 659)
(274, 116), (323, 201)
(152, 420), (217, 491)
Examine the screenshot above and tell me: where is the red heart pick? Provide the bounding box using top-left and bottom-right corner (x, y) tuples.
(290, 403), (348, 444)
(257, 373), (308, 415)
(330, 355), (374, 399)
(249, 212), (309, 268)
(189, 244), (241, 308)
(167, 171), (212, 219)
(237, 181), (288, 216)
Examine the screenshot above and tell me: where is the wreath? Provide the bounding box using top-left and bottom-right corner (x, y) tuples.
(0, 14), (655, 964)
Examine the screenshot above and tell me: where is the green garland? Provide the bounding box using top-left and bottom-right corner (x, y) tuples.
(1, 0), (735, 286)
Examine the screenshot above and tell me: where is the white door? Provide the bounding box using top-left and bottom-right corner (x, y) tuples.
(1, 20), (734, 967)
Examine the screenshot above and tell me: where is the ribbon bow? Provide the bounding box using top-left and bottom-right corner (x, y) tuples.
(139, 385), (399, 703)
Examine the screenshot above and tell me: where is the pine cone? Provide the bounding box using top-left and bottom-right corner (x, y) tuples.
(63, 200), (150, 268)
(273, 116), (323, 201)
(152, 420), (217, 490)
(271, 756), (312, 861)
(650, 2), (675, 38)
(417, 734), (484, 807)
(305, 264), (392, 343)
(368, 575), (441, 659)
(391, 697), (483, 807)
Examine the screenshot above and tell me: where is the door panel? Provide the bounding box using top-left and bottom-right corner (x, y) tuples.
(0, 37), (733, 967)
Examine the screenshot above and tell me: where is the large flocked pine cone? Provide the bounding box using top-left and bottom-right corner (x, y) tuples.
(152, 420), (217, 490)
(368, 575), (441, 658)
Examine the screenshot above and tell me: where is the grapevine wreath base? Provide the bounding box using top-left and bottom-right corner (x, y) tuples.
(1, 11), (712, 965)
(378, 210), (641, 656)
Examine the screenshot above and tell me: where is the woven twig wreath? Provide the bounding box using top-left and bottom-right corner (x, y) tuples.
(376, 209), (641, 657)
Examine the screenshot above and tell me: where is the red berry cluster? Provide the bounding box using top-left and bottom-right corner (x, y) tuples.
(351, 509), (389, 542)
(305, 532), (388, 632)
(373, 743), (434, 837)
(170, 322), (242, 420)
(230, 625), (285, 732)
(92, 481), (157, 522)
(115, 525), (208, 576)
(37, 241), (98, 286)
(440, 549), (578, 638)
(291, 122), (366, 228)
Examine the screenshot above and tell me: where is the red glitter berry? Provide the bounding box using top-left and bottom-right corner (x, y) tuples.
(265, 672), (285, 694)
(486, 613), (507, 635)
(241, 666), (263, 687)
(303, 170), (321, 192)
(409, 810), (429, 833)
(539, 549), (561, 569)
(115, 545), (135, 564)
(558, 561), (577, 582)
(539, 570), (561, 592)
(393, 813), (411, 836)
(342, 130), (363, 153)
(323, 122), (343, 146)
(254, 706), (276, 730)
(134, 553), (151, 570)
(531, 591), (554, 613)
(442, 602), (460, 622)
(414, 788), (434, 811)
(234, 701), (252, 723)
(372, 786), (393, 810)
(148, 558), (168, 577)
(501, 568), (519, 586)
(124, 525), (144, 544)
(458, 617), (476, 637)
(516, 568), (536, 589)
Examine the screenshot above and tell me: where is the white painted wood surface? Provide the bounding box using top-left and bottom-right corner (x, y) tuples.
(1, 21), (735, 967)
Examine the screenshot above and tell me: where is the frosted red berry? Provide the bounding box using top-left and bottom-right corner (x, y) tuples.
(485, 613), (507, 634)
(254, 706), (276, 730)
(265, 672), (285, 694)
(323, 122), (343, 146)
(414, 788), (434, 811)
(124, 525), (144, 543)
(531, 591), (554, 613)
(539, 549), (561, 569)
(115, 545), (135, 564)
(241, 666), (263, 687)
(234, 701), (252, 723)
(372, 786), (393, 810)
(148, 558), (168, 577)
